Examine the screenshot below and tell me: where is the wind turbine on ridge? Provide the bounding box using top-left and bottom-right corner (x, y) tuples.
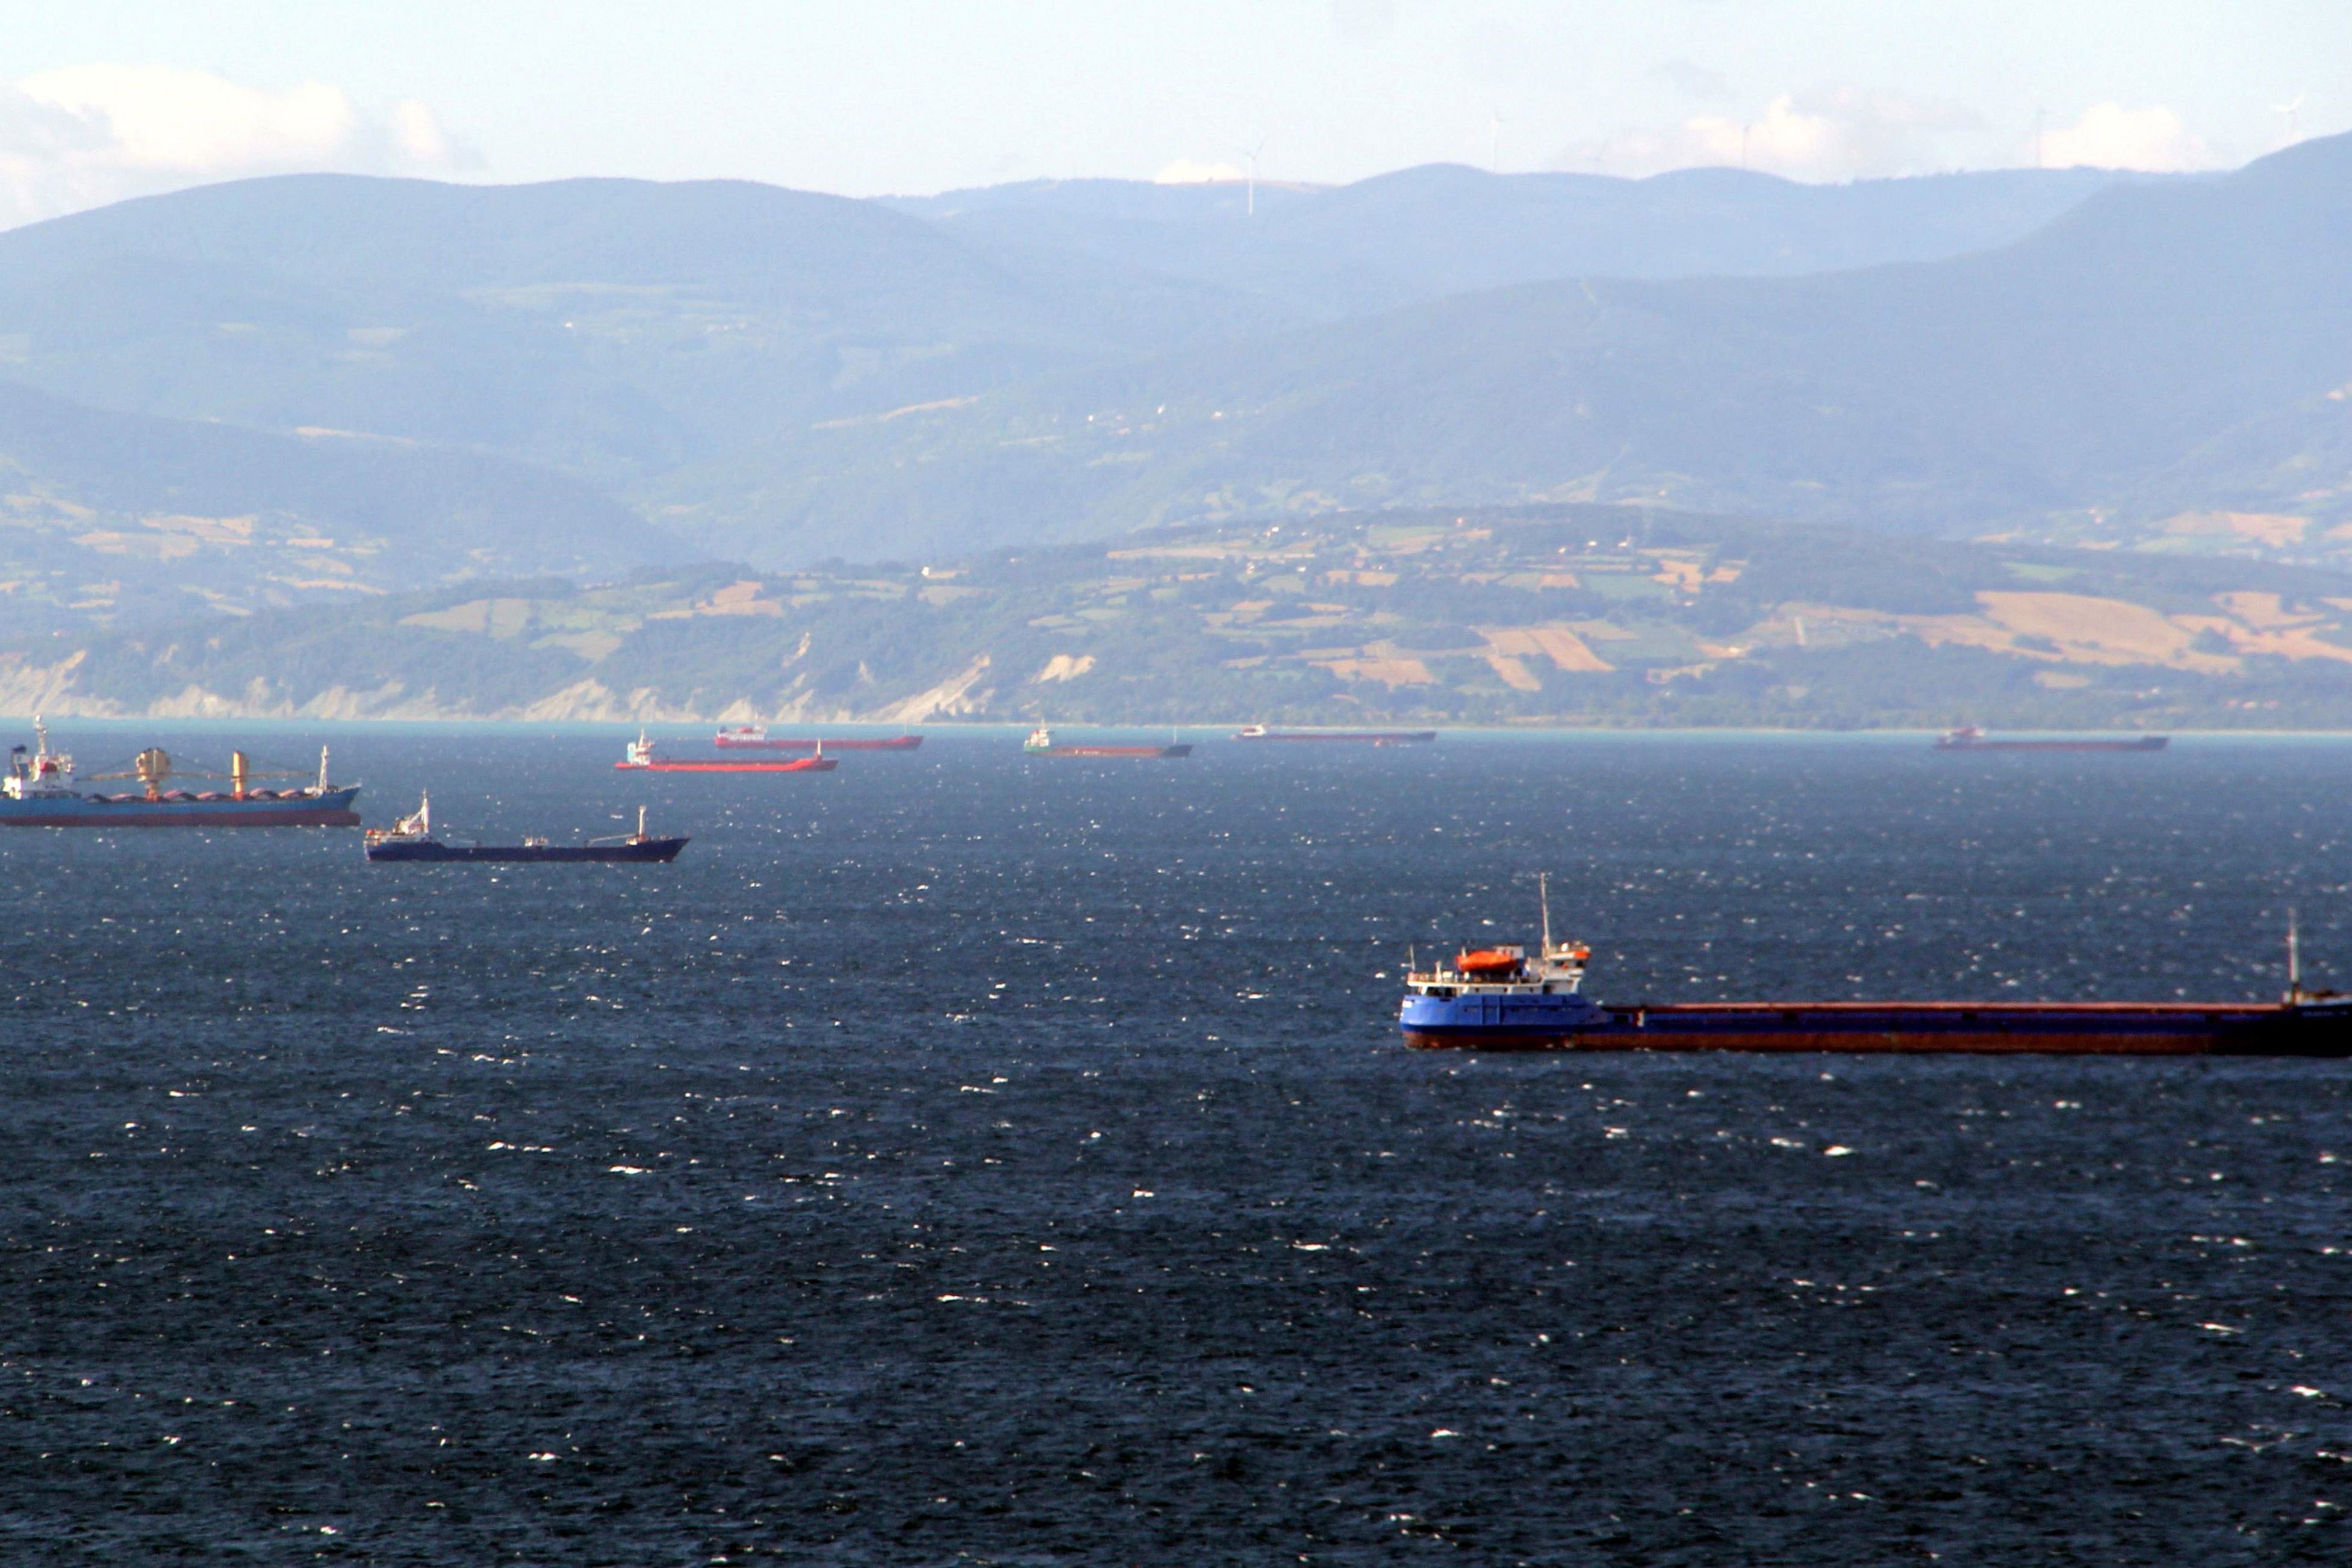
(2273, 93), (2306, 143)
(1246, 137), (1269, 216)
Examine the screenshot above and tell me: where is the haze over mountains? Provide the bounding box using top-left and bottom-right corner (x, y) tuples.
(695, 138), (2352, 562)
(1, 144), (2345, 646)
(879, 164), (2151, 319)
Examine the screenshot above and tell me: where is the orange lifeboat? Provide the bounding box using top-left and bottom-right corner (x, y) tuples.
(1455, 948), (1526, 977)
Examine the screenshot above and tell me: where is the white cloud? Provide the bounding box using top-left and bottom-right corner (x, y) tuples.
(1154, 158), (1246, 184)
(0, 64), (478, 230)
(1565, 85), (1985, 181)
(2040, 102), (2216, 172)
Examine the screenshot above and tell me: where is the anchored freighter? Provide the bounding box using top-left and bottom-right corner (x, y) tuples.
(1234, 724), (1436, 744)
(1, 718), (360, 827)
(366, 797), (686, 862)
(1399, 878), (2352, 1056)
(714, 725), (921, 751)
(615, 731), (836, 773)
(1023, 726), (1192, 759)
(1936, 726), (2168, 752)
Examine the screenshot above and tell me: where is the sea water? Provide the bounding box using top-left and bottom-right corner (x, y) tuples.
(2, 726), (2348, 1563)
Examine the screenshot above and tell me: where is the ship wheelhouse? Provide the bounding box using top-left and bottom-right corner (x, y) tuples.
(1404, 939), (1593, 998)
(4, 715), (76, 801)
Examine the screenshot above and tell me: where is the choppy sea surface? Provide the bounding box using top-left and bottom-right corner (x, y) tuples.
(4, 724), (2352, 1564)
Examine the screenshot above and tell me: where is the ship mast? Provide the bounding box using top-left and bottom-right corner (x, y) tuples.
(1539, 871), (1552, 954)
(2288, 907), (2303, 1003)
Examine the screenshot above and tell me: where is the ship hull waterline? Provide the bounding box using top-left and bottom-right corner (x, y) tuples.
(367, 838), (687, 863)
(614, 759), (836, 773)
(1401, 1001), (2352, 1056)
(1236, 730), (1437, 744)
(0, 789), (362, 828)
(1027, 745), (1193, 759)
(713, 735), (921, 751)
(1938, 739), (2169, 753)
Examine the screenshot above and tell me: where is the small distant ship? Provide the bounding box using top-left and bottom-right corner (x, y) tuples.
(615, 731), (836, 773)
(1935, 726), (2168, 753)
(366, 797), (686, 862)
(1398, 877), (2352, 1056)
(1, 718), (361, 827)
(1234, 724), (1437, 744)
(1023, 726), (1192, 759)
(714, 725), (922, 751)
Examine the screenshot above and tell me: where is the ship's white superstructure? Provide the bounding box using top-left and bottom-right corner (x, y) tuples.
(2, 715), (75, 801)
(1404, 874), (1590, 998)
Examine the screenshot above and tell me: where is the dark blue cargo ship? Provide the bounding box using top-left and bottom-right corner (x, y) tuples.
(365, 798), (686, 863)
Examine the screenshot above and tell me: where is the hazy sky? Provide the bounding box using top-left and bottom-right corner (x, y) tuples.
(2, 1), (2345, 228)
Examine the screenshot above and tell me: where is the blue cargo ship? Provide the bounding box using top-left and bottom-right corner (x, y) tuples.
(1, 718), (361, 827)
(1400, 877), (2352, 1056)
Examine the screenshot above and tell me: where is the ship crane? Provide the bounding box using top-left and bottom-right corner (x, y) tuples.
(85, 744), (335, 800)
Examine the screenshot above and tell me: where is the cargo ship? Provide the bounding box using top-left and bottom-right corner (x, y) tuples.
(1234, 724), (1437, 744)
(1398, 878), (2352, 1056)
(366, 797), (686, 862)
(615, 731), (836, 773)
(714, 725), (922, 751)
(1, 718), (361, 827)
(1936, 726), (2168, 752)
(1023, 726), (1192, 759)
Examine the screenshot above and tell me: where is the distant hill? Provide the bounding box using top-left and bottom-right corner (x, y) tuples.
(13, 504), (2352, 731)
(0, 381), (681, 633)
(661, 136), (2352, 565)
(5, 152), (2341, 612)
(0, 163), (2153, 585)
(0, 173), (1280, 489)
(883, 164), (2162, 319)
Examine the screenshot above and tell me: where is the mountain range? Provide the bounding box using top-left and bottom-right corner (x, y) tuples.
(671, 137), (2352, 563)
(1, 143), (2347, 667)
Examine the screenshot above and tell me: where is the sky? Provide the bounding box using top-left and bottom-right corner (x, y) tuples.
(2, 0), (2347, 229)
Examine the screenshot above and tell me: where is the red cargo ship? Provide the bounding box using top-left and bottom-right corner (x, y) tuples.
(615, 732), (836, 773)
(714, 725), (922, 751)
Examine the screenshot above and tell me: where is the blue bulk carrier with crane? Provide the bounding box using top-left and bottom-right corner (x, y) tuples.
(1401, 877), (2352, 1056)
(1, 718), (360, 827)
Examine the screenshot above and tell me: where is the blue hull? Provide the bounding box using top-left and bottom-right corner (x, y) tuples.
(1399, 992), (2352, 1056)
(1400, 991), (1608, 1041)
(0, 785), (362, 827)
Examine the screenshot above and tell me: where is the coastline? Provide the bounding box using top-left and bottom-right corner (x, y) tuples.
(10, 714), (2352, 742)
